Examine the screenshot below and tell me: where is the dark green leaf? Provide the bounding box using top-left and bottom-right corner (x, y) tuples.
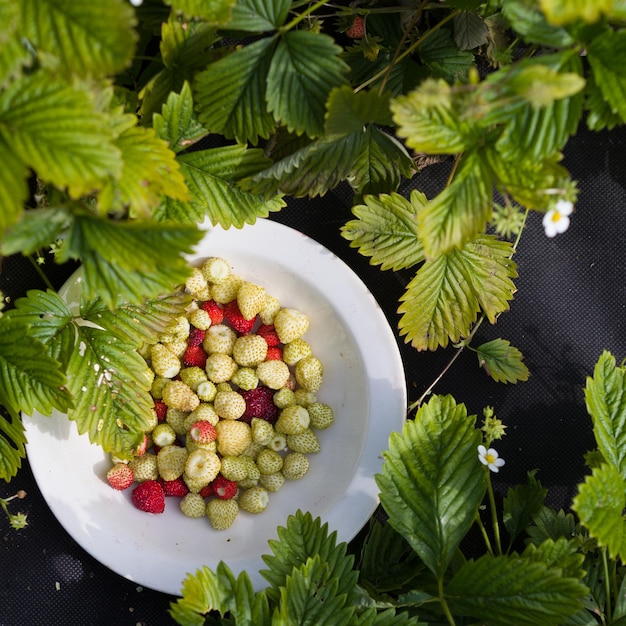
(446, 553), (586, 625)
(526, 506), (578, 546)
(501, 0), (574, 47)
(226, 0), (290, 31)
(417, 28), (475, 83)
(588, 30), (626, 123)
(476, 338), (529, 384)
(585, 71), (623, 132)
(503, 471), (548, 545)
(376, 395), (484, 578)
(522, 537), (585, 580)
(453, 11), (489, 50)
(267, 30), (349, 137)
(0, 207), (71, 256)
(161, 17), (219, 70)
(325, 87), (393, 136)
(194, 37), (277, 144)
(341, 192), (424, 271)
(0, 408), (26, 481)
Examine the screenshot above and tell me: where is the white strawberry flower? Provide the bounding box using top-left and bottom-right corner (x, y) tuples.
(543, 199), (573, 238)
(478, 444), (505, 473)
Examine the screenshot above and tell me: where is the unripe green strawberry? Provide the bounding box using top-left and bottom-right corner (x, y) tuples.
(166, 408), (189, 436)
(185, 448), (221, 484)
(259, 472), (285, 492)
(238, 486), (269, 514)
(231, 367), (258, 391)
(269, 433), (287, 452)
(150, 343), (181, 378)
(161, 315), (191, 342)
(274, 308), (309, 343)
(150, 375), (169, 400)
(220, 455), (250, 482)
(233, 334), (268, 367)
(205, 353), (238, 383)
(180, 492), (206, 518)
(237, 281), (266, 320)
(294, 388), (316, 406)
(183, 474), (210, 493)
(214, 389), (246, 420)
(163, 380), (200, 412)
(151, 422), (177, 447)
(251, 418), (274, 446)
(185, 403), (219, 429)
(256, 448), (283, 474)
(242, 455), (261, 481)
(307, 402), (334, 430)
(282, 338), (312, 366)
(188, 307), (212, 330)
(287, 429), (321, 454)
(165, 338), (188, 359)
(282, 452), (310, 480)
(201, 257), (231, 284)
(179, 366), (208, 391)
(242, 441), (263, 460)
(256, 359), (290, 389)
(185, 267), (209, 299)
(129, 452), (159, 482)
(186, 439), (217, 453)
(238, 477), (259, 489)
(273, 387), (296, 408)
(294, 356), (323, 392)
(196, 379), (218, 402)
(259, 294), (281, 324)
(207, 498), (239, 530)
(215, 420), (252, 456)
(203, 324), (237, 355)
(157, 445), (188, 481)
(211, 274), (243, 304)
(275, 405), (310, 435)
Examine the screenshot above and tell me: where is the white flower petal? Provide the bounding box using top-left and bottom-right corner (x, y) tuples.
(555, 199), (573, 216)
(477, 445), (487, 456)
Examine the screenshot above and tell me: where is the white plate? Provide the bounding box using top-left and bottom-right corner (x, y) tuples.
(23, 218), (407, 596)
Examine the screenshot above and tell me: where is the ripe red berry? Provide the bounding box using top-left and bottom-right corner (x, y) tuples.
(223, 300), (256, 335)
(199, 483), (214, 498)
(131, 480), (165, 514)
(265, 346), (283, 361)
(239, 386), (279, 423)
(201, 300), (224, 325)
(106, 463), (134, 490)
(188, 420), (217, 445)
(154, 400), (167, 422)
(158, 476), (189, 498)
(346, 15), (365, 38)
(212, 476), (238, 500)
(187, 327), (206, 347)
(183, 345), (207, 368)
(257, 324), (281, 347)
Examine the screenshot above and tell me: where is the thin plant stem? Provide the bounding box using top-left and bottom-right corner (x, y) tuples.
(475, 510), (494, 556)
(438, 576), (457, 626)
(28, 255), (55, 291)
(281, 0), (328, 32)
(485, 470), (502, 556)
(602, 547), (612, 622)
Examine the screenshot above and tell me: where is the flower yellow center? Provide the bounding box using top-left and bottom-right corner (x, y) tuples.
(551, 211), (562, 223)
(485, 453), (496, 464)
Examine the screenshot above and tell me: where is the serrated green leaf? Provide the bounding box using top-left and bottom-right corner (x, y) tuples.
(418, 28), (475, 82)
(353, 607), (420, 626)
(0, 408), (27, 481)
(20, 0), (138, 77)
(585, 71), (623, 131)
(583, 351), (626, 479)
(446, 553), (586, 625)
(58, 214), (202, 308)
(391, 78), (474, 154)
(398, 234), (517, 351)
(194, 37), (277, 144)
(588, 30), (626, 123)
(261, 511), (359, 606)
(0, 207), (71, 256)
(226, 0), (291, 31)
(0, 33), (31, 89)
(66, 325), (153, 454)
(453, 11), (489, 50)
(153, 82), (208, 153)
(0, 318), (73, 418)
(503, 471), (547, 545)
(506, 64), (585, 107)
(341, 192), (424, 271)
(325, 87), (394, 136)
(539, 0), (613, 25)
(0, 73), (121, 198)
(501, 0), (574, 47)
(165, 0), (235, 23)
(526, 506), (578, 546)
(418, 150), (492, 258)
(572, 463), (626, 561)
(476, 338), (529, 383)
(159, 145), (285, 227)
(161, 17), (219, 70)
(376, 395), (484, 578)
(522, 537), (585, 580)
(0, 0), (18, 46)
(80, 291), (193, 348)
(267, 30), (349, 138)
(98, 122), (190, 217)
(0, 136), (28, 234)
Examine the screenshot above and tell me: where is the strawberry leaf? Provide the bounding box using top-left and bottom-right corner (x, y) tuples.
(538, 0), (613, 26)
(0, 208), (71, 256)
(226, 0), (291, 31)
(341, 192), (425, 271)
(0, 32), (31, 89)
(0, 407), (26, 481)
(476, 338), (529, 384)
(418, 27), (476, 82)
(588, 30), (626, 124)
(165, 0), (236, 23)
(325, 87), (394, 136)
(0, 136), (29, 234)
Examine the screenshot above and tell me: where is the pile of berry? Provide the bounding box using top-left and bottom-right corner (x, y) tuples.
(105, 257), (334, 530)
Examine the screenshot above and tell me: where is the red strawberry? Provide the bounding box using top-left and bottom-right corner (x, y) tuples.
(201, 300), (224, 325)
(154, 400), (168, 422)
(183, 345), (207, 368)
(199, 483), (215, 498)
(257, 324), (281, 347)
(135, 433), (149, 456)
(266, 346), (283, 361)
(106, 463), (134, 490)
(212, 476), (238, 499)
(131, 480), (165, 514)
(239, 386), (279, 423)
(188, 420), (217, 445)
(158, 476), (189, 498)
(187, 327), (206, 347)
(346, 15), (365, 38)
(223, 300), (256, 334)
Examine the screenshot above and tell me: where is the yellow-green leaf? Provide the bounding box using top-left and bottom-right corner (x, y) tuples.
(539, 0), (613, 25)
(476, 338), (529, 383)
(0, 136), (28, 234)
(165, 0), (235, 23)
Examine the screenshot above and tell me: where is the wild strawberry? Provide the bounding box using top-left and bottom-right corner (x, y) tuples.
(251, 417), (275, 445)
(188, 420), (217, 445)
(201, 257), (231, 284)
(274, 308), (309, 344)
(259, 472), (285, 493)
(203, 324), (237, 355)
(201, 300), (224, 325)
(154, 400), (168, 422)
(212, 475), (238, 499)
(265, 346), (283, 361)
(295, 355), (324, 392)
(183, 345), (207, 368)
(233, 334), (268, 367)
(180, 492), (206, 518)
(215, 420), (252, 457)
(131, 480), (165, 514)
(307, 402), (334, 429)
(259, 294), (281, 325)
(282, 452), (310, 480)
(346, 15), (365, 38)
(188, 308), (211, 331)
(223, 300), (256, 335)
(205, 353), (238, 383)
(237, 281), (266, 320)
(150, 343), (181, 378)
(214, 389), (247, 420)
(256, 359), (290, 390)
(129, 452), (159, 482)
(231, 366), (259, 390)
(152, 422), (177, 447)
(157, 444), (188, 481)
(211, 275), (243, 304)
(255, 448), (283, 474)
(187, 327), (206, 347)
(219, 455), (251, 482)
(256, 323), (281, 347)
(184, 448), (221, 484)
(163, 380), (200, 412)
(275, 405), (310, 435)
(206, 498), (239, 530)
(199, 483), (215, 498)
(134, 433), (149, 456)
(158, 476), (189, 497)
(282, 338), (312, 366)
(238, 486), (269, 514)
(106, 463), (134, 490)
(287, 429), (321, 454)
(239, 386), (279, 423)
